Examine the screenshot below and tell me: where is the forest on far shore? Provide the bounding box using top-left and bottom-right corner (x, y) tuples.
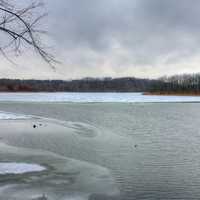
(0, 77), (156, 92)
(0, 74), (200, 94)
(148, 73), (200, 95)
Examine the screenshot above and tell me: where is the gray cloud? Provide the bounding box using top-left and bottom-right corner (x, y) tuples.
(1, 0), (200, 79)
(47, 0), (200, 63)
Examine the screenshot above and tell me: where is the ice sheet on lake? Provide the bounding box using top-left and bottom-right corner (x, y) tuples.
(0, 92), (200, 102)
(0, 141), (119, 200)
(0, 163), (46, 175)
(0, 111), (31, 119)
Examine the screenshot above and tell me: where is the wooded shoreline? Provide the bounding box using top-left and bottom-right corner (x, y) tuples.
(0, 73), (200, 94)
(144, 92), (200, 96)
(0, 77), (156, 92)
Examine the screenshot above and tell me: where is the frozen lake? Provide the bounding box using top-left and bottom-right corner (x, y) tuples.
(1, 102), (200, 199)
(0, 92), (200, 102)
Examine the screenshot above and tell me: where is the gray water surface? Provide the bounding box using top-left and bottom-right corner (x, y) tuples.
(0, 102), (200, 199)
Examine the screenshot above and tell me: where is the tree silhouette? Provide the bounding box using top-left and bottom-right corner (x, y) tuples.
(0, 0), (56, 66)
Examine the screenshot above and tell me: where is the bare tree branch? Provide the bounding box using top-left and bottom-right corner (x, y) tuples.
(0, 0), (57, 67)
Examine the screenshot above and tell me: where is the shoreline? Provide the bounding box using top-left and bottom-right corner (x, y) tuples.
(143, 92), (200, 97)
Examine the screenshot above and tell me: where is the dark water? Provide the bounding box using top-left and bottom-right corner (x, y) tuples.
(0, 102), (200, 199)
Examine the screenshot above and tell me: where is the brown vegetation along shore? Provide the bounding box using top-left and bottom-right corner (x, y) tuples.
(143, 92), (200, 96)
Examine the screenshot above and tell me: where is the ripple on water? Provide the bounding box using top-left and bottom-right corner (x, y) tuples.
(51, 120), (100, 138)
(69, 122), (99, 138)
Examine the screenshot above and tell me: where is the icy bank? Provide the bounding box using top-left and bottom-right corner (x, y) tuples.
(0, 111), (31, 120)
(0, 92), (200, 102)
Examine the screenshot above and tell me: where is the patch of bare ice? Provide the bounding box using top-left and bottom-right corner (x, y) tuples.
(0, 162), (46, 175)
(0, 111), (31, 120)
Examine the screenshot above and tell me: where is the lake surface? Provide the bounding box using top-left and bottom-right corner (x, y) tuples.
(0, 92), (200, 102)
(0, 101), (200, 199)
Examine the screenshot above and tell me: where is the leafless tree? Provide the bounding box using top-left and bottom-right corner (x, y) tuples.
(0, 0), (56, 66)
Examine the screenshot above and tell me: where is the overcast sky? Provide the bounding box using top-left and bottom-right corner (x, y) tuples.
(1, 0), (200, 80)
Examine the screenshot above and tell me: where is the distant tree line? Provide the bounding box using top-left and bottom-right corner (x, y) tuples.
(0, 74), (199, 93)
(0, 77), (157, 92)
(149, 73), (200, 95)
